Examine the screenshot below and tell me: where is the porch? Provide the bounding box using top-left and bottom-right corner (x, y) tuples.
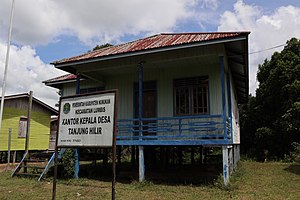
(117, 115), (232, 145)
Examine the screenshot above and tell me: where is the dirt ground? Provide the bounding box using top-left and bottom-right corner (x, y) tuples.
(0, 163), (17, 172)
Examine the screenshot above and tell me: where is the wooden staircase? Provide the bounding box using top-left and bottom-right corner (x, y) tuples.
(11, 149), (66, 181)
(11, 151), (49, 178)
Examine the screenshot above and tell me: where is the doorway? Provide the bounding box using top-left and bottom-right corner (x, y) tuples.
(134, 80), (157, 121)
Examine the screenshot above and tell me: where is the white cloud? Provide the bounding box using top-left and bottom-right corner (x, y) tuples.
(218, 0), (300, 95)
(0, 43), (65, 107)
(199, 0), (219, 10)
(2, 0), (298, 107)
(0, 0), (200, 108)
(0, 0), (198, 46)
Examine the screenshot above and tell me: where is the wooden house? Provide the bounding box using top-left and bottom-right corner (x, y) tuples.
(44, 32), (249, 184)
(0, 93), (58, 152)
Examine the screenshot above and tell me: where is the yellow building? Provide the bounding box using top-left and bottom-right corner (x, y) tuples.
(0, 93), (57, 151)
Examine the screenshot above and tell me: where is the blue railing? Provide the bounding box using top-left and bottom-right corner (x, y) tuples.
(117, 115), (231, 145)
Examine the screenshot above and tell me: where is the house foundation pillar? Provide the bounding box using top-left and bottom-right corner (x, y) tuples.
(228, 146), (233, 175)
(13, 151), (16, 164)
(138, 62), (145, 182)
(222, 145), (234, 185)
(233, 144), (240, 169)
(222, 145), (229, 186)
(139, 146), (145, 182)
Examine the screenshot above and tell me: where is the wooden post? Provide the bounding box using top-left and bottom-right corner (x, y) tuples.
(24, 91), (33, 173)
(52, 132), (59, 200)
(7, 128), (12, 168)
(52, 94), (62, 200)
(25, 91), (33, 153)
(131, 145), (136, 167)
(24, 91), (33, 153)
(171, 147), (175, 165)
(117, 146), (121, 164)
(13, 151), (16, 164)
(199, 146), (203, 165)
(178, 146), (183, 166)
(191, 147), (195, 165)
(112, 90), (118, 200)
(92, 149), (96, 167)
(161, 147), (166, 170)
(165, 147), (169, 167)
(103, 148), (108, 166)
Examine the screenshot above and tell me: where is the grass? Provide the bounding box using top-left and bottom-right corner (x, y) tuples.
(0, 161), (299, 199)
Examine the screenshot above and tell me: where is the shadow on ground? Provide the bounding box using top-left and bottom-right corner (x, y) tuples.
(76, 162), (222, 186)
(284, 164), (300, 176)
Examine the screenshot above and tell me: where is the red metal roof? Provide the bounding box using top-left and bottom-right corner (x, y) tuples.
(53, 32), (249, 65)
(43, 73), (77, 84)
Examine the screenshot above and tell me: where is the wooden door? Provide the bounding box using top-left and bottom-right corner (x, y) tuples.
(134, 81), (157, 136)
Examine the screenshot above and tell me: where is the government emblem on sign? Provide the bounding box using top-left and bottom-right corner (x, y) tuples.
(63, 103), (70, 114)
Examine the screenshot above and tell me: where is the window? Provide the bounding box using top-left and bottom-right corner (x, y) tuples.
(18, 117), (27, 138)
(174, 76), (209, 115)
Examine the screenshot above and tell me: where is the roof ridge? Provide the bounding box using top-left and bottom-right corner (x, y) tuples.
(52, 31), (250, 65)
(42, 73), (75, 83)
(160, 31), (250, 35)
(93, 33), (161, 50)
(0, 93), (58, 114)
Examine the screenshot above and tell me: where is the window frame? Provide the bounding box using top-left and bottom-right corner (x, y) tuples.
(18, 116), (27, 138)
(173, 76), (209, 116)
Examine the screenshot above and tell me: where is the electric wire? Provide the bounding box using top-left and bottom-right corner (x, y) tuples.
(249, 44), (286, 55)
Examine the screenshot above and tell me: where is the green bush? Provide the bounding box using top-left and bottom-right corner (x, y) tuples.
(284, 142), (300, 163)
(60, 148), (75, 178)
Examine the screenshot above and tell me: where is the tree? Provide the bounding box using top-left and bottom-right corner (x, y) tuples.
(87, 43), (113, 53)
(92, 43), (113, 51)
(241, 38), (300, 160)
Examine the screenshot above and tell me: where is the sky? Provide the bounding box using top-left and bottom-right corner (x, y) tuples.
(0, 0), (299, 108)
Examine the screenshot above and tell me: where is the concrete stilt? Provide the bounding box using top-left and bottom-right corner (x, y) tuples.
(222, 145), (229, 186)
(233, 145), (240, 169)
(228, 146), (233, 175)
(13, 151), (16, 164)
(139, 146), (145, 182)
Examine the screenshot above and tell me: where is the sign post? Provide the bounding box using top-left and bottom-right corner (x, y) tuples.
(52, 90), (118, 200)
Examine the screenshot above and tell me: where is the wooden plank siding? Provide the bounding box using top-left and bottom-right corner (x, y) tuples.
(0, 107), (51, 151)
(61, 57), (226, 120)
(46, 33), (249, 148)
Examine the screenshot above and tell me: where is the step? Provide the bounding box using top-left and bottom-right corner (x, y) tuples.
(23, 166), (45, 169)
(31, 151), (54, 159)
(24, 159), (47, 163)
(15, 172), (40, 176)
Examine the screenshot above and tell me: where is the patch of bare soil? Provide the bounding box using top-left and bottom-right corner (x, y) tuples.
(0, 163), (17, 172)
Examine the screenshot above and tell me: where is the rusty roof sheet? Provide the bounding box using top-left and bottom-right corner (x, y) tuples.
(53, 32), (249, 65)
(43, 73), (77, 84)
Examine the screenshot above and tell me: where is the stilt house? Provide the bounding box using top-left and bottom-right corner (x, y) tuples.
(44, 32), (249, 183)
